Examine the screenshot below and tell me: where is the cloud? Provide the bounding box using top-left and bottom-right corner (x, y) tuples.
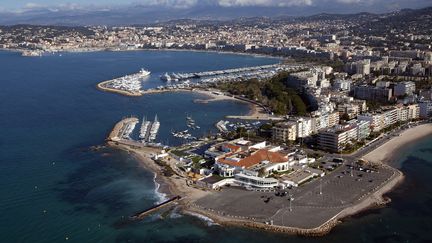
(4, 0), (431, 14)
(133, 0), (199, 8)
(131, 0), (313, 8)
(334, 0), (374, 4)
(217, 0), (313, 7)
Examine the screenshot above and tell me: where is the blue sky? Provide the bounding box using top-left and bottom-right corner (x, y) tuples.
(1, 0), (431, 11)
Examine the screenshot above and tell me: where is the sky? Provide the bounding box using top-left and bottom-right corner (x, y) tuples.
(0, 0), (430, 12)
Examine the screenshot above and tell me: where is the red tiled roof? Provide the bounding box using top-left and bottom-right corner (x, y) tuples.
(221, 143), (241, 152)
(217, 149), (288, 169)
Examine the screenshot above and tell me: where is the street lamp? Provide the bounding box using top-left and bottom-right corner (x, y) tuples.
(289, 196), (294, 211)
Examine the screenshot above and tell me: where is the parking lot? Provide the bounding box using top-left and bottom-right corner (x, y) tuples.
(194, 159), (396, 228)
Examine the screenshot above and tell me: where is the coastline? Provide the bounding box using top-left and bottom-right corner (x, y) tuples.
(107, 140), (211, 203)
(181, 165), (404, 236)
(362, 123), (432, 164)
(103, 122), (430, 236)
(96, 83), (273, 119)
(1, 47), (283, 60)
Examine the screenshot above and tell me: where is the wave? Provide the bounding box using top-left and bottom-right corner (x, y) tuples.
(169, 208), (183, 219)
(153, 172), (169, 204)
(184, 211), (219, 226)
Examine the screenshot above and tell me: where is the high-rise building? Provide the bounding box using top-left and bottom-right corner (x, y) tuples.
(318, 123), (358, 152)
(353, 86), (393, 103)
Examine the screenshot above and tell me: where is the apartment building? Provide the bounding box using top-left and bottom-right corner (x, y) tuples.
(272, 122), (297, 142)
(318, 123), (358, 152)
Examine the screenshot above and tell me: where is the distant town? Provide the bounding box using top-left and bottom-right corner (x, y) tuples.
(3, 6), (432, 235)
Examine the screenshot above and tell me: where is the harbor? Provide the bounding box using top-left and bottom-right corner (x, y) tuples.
(159, 63), (306, 84)
(97, 68), (150, 96)
(108, 117), (140, 141)
(104, 116), (412, 237)
(97, 63), (307, 97)
(171, 116), (200, 140)
(108, 115), (161, 147)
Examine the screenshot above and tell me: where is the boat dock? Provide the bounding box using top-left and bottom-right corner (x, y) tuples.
(160, 63), (306, 83)
(138, 115), (160, 143)
(139, 116), (151, 141)
(130, 196), (181, 220)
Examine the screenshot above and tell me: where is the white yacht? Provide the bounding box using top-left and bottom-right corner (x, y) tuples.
(140, 68), (151, 77)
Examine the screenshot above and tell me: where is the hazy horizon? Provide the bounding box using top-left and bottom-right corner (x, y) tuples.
(1, 0), (431, 14)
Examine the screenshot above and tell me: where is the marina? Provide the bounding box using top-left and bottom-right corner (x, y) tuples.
(121, 118), (139, 140)
(159, 63), (306, 84)
(138, 115), (161, 143)
(171, 116), (200, 140)
(97, 68), (150, 96)
(97, 63), (305, 97)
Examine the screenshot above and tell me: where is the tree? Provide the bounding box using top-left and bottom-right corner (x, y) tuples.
(340, 113), (350, 121)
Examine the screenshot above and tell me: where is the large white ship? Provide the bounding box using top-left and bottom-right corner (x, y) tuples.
(139, 68), (151, 77)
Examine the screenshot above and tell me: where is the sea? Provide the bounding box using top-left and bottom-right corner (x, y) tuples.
(1, 50), (431, 242)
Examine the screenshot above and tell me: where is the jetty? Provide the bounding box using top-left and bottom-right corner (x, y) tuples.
(130, 196), (181, 220)
(107, 117), (139, 141)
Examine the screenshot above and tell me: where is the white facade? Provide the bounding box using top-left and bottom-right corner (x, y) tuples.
(296, 118), (313, 138)
(333, 79), (352, 91)
(234, 173), (279, 188)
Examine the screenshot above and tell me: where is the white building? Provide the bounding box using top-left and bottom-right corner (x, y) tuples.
(397, 104), (420, 121)
(358, 107), (399, 132)
(296, 118), (314, 138)
(333, 79), (352, 91)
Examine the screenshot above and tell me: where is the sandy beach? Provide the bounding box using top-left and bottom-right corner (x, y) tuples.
(190, 89), (280, 120)
(362, 123), (432, 164)
(108, 141), (211, 203)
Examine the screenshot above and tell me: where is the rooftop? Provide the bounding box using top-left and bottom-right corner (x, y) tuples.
(217, 149), (289, 169)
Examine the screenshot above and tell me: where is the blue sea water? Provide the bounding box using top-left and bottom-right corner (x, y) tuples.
(1, 50), (432, 242)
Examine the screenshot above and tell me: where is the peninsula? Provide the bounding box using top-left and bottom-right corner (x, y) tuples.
(105, 116), (432, 236)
